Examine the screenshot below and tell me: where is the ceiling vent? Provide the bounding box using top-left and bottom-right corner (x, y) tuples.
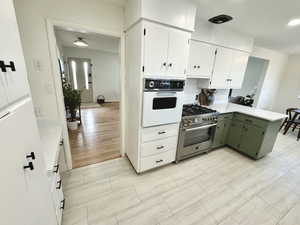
(208, 15), (233, 24)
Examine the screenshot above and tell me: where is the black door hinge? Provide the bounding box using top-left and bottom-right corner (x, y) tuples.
(215, 49), (218, 55)
(142, 66), (145, 72)
(144, 29), (146, 36)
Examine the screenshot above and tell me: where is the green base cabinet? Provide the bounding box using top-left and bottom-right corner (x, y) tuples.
(213, 113), (232, 148)
(226, 113), (282, 159)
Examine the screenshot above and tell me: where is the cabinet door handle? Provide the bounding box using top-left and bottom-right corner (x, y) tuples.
(163, 62), (167, 67)
(156, 159), (164, 163)
(168, 63), (173, 67)
(158, 131), (166, 135)
(0, 60), (16, 72)
(197, 65), (200, 69)
(157, 146), (164, 150)
(56, 180), (62, 189)
(193, 65), (197, 69)
(53, 164), (59, 173)
(24, 162), (34, 171)
(60, 199), (65, 210)
(26, 152), (36, 160)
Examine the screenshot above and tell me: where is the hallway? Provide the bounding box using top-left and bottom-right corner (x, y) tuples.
(69, 102), (121, 168)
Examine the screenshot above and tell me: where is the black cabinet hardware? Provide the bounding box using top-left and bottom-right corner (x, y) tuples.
(53, 164), (59, 173)
(158, 131), (166, 135)
(169, 63), (173, 67)
(0, 60), (16, 72)
(194, 65), (197, 69)
(155, 159), (163, 163)
(163, 62), (167, 67)
(56, 180), (62, 189)
(59, 140), (64, 146)
(156, 146), (164, 150)
(24, 162), (34, 171)
(26, 152), (36, 160)
(60, 199), (65, 210)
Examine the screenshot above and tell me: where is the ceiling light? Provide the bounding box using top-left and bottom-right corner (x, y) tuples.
(73, 37), (88, 47)
(288, 18), (300, 27)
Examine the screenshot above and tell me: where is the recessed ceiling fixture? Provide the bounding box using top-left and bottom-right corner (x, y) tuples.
(73, 37), (88, 47)
(209, 15), (233, 24)
(288, 18), (300, 27)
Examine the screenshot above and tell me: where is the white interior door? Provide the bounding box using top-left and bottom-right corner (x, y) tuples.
(166, 29), (190, 78)
(0, 0), (29, 104)
(210, 47), (233, 89)
(0, 100), (57, 225)
(188, 41), (216, 78)
(143, 22), (169, 76)
(229, 51), (250, 89)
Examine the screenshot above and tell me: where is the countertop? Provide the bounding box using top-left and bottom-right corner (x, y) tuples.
(37, 119), (62, 172)
(209, 103), (287, 121)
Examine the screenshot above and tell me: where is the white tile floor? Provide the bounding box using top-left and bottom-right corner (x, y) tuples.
(62, 132), (300, 225)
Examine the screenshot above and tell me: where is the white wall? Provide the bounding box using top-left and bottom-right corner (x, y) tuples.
(14, 0), (124, 120)
(63, 47), (121, 102)
(274, 54), (300, 113)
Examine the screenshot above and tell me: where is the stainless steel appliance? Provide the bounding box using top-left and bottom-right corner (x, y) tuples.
(143, 78), (185, 127)
(176, 104), (219, 162)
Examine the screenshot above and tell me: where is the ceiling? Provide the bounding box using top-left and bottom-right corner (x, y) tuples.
(192, 0), (300, 53)
(54, 28), (120, 53)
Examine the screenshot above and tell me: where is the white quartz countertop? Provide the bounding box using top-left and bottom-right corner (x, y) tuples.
(209, 103), (287, 121)
(37, 119), (62, 172)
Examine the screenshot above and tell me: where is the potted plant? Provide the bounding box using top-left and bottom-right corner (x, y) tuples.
(62, 81), (81, 130)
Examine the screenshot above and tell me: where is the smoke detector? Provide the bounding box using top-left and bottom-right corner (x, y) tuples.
(209, 15), (233, 24)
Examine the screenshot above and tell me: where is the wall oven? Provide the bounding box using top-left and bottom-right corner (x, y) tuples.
(142, 79), (185, 127)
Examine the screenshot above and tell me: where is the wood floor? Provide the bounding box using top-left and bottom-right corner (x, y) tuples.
(68, 102), (121, 168)
(62, 132), (300, 225)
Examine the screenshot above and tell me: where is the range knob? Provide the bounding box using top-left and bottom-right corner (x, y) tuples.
(149, 81), (155, 88)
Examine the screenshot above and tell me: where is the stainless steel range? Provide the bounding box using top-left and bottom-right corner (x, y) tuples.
(176, 104), (219, 162)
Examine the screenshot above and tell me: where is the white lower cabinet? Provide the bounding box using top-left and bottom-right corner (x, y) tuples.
(139, 123), (179, 172)
(140, 150), (176, 172)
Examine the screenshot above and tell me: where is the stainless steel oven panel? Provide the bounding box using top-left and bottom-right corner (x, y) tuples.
(177, 141), (212, 159)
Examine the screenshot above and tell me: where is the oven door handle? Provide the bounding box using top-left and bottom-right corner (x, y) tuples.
(185, 124), (217, 132)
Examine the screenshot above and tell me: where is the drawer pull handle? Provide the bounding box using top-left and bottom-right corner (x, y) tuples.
(60, 199), (65, 210)
(53, 164), (59, 173)
(156, 159), (164, 163)
(157, 146), (164, 150)
(158, 131), (166, 135)
(56, 180), (62, 189)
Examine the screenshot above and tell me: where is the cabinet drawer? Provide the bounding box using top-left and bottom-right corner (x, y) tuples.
(235, 113), (268, 128)
(141, 136), (178, 157)
(140, 150), (176, 172)
(141, 123), (179, 143)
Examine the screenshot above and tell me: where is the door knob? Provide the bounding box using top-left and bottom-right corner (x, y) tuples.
(163, 62), (167, 67)
(24, 162), (34, 171)
(169, 63), (173, 67)
(26, 152), (36, 160)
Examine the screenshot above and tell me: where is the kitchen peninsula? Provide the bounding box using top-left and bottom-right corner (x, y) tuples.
(210, 103), (287, 159)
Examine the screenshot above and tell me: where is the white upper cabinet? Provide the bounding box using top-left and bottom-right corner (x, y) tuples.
(229, 51), (249, 89)
(210, 47), (249, 89)
(210, 47), (233, 89)
(0, 0), (30, 105)
(0, 73), (8, 111)
(125, 0), (197, 32)
(143, 22), (169, 75)
(187, 40), (217, 78)
(143, 22), (190, 78)
(166, 29), (190, 77)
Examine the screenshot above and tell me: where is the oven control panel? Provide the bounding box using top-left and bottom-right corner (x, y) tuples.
(182, 115), (218, 128)
(144, 79), (185, 91)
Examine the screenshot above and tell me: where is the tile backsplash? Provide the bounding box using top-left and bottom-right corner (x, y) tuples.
(183, 78), (229, 105)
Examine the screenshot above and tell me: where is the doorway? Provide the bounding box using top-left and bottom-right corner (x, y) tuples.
(229, 56), (269, 107)
(54, 26), (122, 168)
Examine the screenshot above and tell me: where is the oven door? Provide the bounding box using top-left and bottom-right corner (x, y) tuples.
(178, 123), (216, 158)
(143, 91), (184, 127)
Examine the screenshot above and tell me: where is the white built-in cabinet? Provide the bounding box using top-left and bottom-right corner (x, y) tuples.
(187, 40), (217, 78)
(143, 22), (190, 78)
(0, 0), (29, 105)
(0, 74), (8, 110)
(210, 47), (249, 89)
